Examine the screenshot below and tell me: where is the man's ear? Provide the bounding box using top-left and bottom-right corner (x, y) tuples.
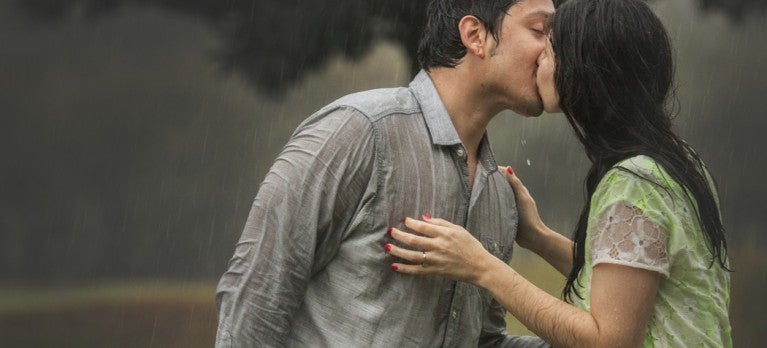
(458, 15), (488, 59)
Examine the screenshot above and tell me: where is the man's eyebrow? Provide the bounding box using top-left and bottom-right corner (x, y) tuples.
(525, 10), (553, 20)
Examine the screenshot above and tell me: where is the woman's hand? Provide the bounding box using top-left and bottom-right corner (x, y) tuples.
(500, 166), (546, 251)
(386, 216), (497, 284)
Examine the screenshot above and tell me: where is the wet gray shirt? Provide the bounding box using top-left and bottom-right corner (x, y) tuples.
(215, 70), (547, 347)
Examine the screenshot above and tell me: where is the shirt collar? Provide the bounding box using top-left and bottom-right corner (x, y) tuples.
(410, 70), (499, 173)
(409, 70), (462, 146)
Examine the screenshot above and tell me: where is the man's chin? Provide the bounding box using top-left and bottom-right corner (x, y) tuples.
(520, 111), (544, 117)
(517, 103), (545, 117)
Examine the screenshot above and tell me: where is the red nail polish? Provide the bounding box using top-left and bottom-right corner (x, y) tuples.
(385, 244), (392, 253)
(506, 166), (514, 176)
(387, 227), (393, 237)
(391, 264), (398, 271)
(422, 213), (432, 221)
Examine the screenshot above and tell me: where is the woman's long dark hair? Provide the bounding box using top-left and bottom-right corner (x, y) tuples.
(549, 0), (730, 302)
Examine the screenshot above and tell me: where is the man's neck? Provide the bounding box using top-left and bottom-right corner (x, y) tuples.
(427, 68), (498, 157)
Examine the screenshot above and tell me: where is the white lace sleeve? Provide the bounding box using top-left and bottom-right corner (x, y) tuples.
(591, 203), (670, 277)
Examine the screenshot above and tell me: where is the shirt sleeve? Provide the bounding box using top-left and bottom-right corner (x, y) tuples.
(214, 106), (375, 347)
(588, 165), (674, 277)
(591, 203), (670, 277)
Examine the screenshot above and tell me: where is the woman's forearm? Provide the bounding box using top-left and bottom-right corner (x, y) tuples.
(526, 225), (574, 277)
(476, 257), (598, 347)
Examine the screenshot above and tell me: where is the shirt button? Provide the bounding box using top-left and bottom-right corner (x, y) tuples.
(456, 148), (465, 158)
(451, 310), (457, 319)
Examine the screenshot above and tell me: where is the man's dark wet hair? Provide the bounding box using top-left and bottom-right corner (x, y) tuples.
(417, 0), (520, 70)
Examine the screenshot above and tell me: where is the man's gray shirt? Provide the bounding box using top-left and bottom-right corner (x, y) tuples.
(215, 70), (547, 347)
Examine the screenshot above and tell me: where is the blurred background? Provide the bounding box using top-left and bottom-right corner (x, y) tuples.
(1, 0), (765, 346)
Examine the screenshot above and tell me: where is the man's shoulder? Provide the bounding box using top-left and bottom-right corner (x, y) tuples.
(324, 87), (421, 122)
(293, 86), (423, 141)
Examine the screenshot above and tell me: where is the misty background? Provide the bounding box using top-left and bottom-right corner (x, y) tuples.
(1, 0), (765, 346)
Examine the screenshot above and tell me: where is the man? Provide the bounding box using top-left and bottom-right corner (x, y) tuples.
(215, 0), (555, 346)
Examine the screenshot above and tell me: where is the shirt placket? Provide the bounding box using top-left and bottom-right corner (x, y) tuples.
(442, 144), (472, 347)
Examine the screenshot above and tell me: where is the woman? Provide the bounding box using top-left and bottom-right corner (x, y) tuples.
(386, 0), (732, 346)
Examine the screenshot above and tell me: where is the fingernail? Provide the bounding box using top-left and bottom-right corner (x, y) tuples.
(387, 227), (393, 237)
(422, 213), (432, 221)
(385, 244), (392, 253)
(391, 264), (398, 271)
(506, 166), (514, 176)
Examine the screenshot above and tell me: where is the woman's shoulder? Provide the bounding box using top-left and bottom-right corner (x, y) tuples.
(613, 155), (660, 177)
(605, 155), (677, 190)
(594, 155), (682, 208)
(591, 156), (679, 229)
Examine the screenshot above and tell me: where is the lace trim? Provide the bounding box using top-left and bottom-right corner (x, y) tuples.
(591, 203), (670, 277)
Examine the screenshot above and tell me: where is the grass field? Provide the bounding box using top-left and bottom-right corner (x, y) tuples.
(0, 249), (761, 347)
(0, 282), (217, 347)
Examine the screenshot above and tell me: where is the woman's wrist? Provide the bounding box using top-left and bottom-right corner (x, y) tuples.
(474, 252), (510, 290)
(521, 220), (551, 255)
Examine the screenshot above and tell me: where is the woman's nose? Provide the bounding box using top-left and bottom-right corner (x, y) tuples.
(536, 51), (546, 65)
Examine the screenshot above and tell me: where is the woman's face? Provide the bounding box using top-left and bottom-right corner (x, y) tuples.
(536, 38), (561, 113)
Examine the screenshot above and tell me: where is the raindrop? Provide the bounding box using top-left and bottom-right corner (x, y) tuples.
(526, 159), (531, 166)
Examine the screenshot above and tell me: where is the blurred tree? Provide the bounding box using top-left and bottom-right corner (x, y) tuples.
(697, 0), (767, 21)
(15, 0), (764, 96)
(14, 0), (427, 96)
